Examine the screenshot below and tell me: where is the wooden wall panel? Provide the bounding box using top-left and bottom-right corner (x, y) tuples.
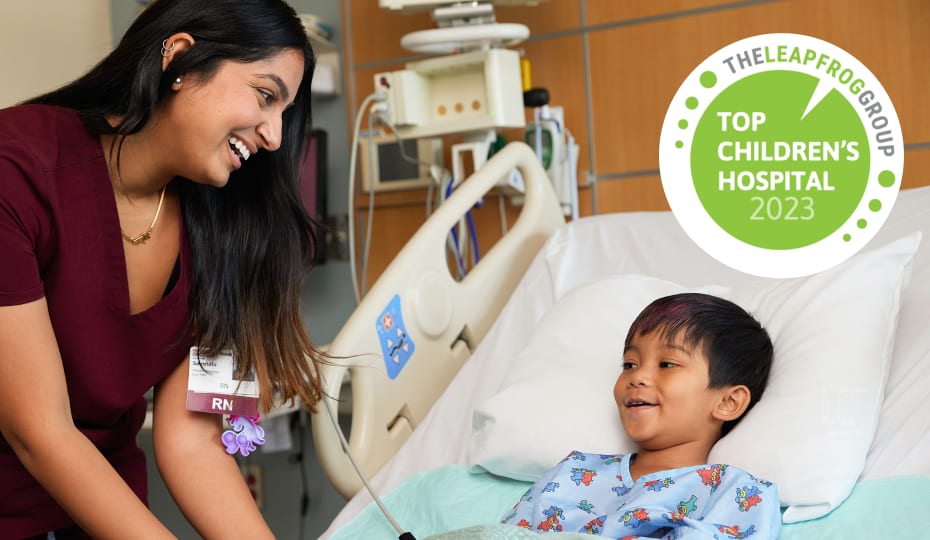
(346, 0), (583, 65)
(355, 204), (427, 291)
(903, 149), (930, 190)
(775, 0), (930, 145)
(347, 0), (432, 65)
(594, 175), (670, 213)
(589, 1), (789, 176)
(496, 1), (582, 34)
(576, 185), (595, 216)
(586, 0), (749, 26)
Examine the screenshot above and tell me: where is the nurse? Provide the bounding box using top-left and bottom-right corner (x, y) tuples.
(0, 0), (326, 537)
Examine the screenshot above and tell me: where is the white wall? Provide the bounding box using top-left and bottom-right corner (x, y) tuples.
(0, 0), (112, 107)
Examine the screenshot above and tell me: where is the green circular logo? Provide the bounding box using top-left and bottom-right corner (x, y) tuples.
(660, 34), (903, 277)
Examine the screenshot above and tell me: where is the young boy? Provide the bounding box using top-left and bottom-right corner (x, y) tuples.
(500, 293), (781, 538)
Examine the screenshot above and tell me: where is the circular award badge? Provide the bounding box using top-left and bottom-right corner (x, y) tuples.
(659, 33), (903, 278)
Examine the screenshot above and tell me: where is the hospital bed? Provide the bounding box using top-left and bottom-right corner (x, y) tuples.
(312, 142), (930, 539)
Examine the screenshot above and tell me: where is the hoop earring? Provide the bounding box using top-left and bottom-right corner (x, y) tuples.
(161, 39), (175, 57)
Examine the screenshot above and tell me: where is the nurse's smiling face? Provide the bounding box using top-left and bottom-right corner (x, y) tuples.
(157, 47), (304, 187)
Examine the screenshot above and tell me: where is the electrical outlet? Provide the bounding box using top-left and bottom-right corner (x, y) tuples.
(243, 464), (264, 510)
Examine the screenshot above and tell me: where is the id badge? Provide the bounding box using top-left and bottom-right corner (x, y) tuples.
(186, 347), (260, 417)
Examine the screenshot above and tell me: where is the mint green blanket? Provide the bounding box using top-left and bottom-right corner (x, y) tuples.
(331, 466), (929, 539)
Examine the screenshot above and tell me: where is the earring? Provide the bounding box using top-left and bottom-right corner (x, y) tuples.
(161, 39), (175, 57)
(175, 77), (181, 84)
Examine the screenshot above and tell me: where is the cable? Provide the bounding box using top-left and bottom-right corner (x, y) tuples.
(427, 166), (451, 219)
(347, 91), (387, 304)
(373, 116), (450, 220)
(392, 133), (420, 166)
(295, 412), (310, 539)
(376, 116), (431, 169)
(450, 188), (470, 272)
(497, 194), (508, 235)
(321, 396), (416, 539)
(426, 182), (435, 218)
(564, 127), (580, 221)
(434, 171), (447, 217)
(466, 210), (479, 266)
(359, 111), (378, 297)
(444, 180), (467, 278)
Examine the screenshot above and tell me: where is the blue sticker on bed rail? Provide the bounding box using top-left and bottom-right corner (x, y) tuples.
(375, 295), (415, 379)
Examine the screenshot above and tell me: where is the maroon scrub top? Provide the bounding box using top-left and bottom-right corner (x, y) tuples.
(0, 105), (192, 537)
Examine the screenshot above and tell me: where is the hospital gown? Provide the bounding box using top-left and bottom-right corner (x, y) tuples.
(500, 451), (780, 539)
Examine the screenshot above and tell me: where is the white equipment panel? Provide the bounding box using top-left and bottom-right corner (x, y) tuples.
(374, 49), (525, 140)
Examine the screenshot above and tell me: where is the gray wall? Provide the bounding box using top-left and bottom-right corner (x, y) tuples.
(0, 1), (112, 107)
(111, 2), (358, 538)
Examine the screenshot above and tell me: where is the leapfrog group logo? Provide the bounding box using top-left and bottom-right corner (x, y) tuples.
(659, 33), (903, 278)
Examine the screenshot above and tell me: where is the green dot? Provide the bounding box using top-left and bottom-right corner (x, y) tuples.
(700, 71), (717, 88)
(869, 199), (882, 212)
(678, 119), (688, 129)
(685, 97), (698, 110)
(878, 170), (896, 187)
(675, 141), (684, 149)
(857, 219), (867, 229)
(843, 234), (851, 242)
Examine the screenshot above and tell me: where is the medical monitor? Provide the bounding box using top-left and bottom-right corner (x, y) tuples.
(358, 134), (443, 192)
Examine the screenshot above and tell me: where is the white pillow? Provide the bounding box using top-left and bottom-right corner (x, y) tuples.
(467, 232), (921, 523)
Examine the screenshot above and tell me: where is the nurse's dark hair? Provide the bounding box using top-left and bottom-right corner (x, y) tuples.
(624, 293), (773, 437)
(26, 0), (325, 413)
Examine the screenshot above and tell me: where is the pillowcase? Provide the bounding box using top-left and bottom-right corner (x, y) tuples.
(467, 232), (921, 523)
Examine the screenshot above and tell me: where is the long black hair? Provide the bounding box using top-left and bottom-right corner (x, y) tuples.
(28, 0), (325, 412)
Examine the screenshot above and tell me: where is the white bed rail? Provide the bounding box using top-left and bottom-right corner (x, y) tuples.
(311, 142), (565, 498)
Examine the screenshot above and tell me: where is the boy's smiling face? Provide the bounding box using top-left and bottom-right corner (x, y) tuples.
(615, 330), (731, 451)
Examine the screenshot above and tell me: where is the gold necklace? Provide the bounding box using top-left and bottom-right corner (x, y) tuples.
(122, 186), (167, 245)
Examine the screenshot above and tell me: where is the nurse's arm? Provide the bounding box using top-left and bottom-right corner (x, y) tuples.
(0, 298), (175, 539)
(153, 354), (274, 539)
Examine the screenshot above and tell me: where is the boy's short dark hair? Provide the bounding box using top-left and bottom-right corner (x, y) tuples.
(624, 293), (773, 437)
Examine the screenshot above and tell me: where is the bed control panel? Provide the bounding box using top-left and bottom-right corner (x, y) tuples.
(376, 294), (416, 379)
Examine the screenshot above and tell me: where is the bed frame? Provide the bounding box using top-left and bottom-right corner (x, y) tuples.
(311, 142), (565, 498)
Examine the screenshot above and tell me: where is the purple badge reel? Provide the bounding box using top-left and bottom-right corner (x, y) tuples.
(185, 347), (265, 457)
(376, 295), (416, 380)
(221, 414), (265, 457)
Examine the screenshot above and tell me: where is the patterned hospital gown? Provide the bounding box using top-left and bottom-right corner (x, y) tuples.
(500, 451), (780, 539)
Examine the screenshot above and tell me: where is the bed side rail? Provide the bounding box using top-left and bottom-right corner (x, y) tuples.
(311, 142), (565, 498)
